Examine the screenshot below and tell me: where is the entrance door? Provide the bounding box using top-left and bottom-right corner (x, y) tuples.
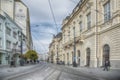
(67, 53), (69, 65)
(103, 44), (110, 66)
(72, 52), (73, 64)
(78, 50), (80, 66)
(86, 48), (90, 67)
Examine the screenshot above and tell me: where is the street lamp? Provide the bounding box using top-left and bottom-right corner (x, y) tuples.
(18, 31), (25, 66)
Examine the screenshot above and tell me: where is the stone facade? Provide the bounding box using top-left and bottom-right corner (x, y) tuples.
(49, 0), (120, 69)
(49, 33), (62, 64)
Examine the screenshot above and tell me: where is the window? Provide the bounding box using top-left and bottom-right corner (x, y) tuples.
(13, 43), (16, 49)
(104, 1), (111, 22)
(6, 40), (11, 49)
(79, 21), (82, 32)
(0, 23), (2, 31)
(19, 9), (23, 12)
(18, 36), (21, 41)
(13, 31), (17, 39)
(87, 13), (91, 29)
(6, 27), (11, 36)
(0, 38), (2, 48)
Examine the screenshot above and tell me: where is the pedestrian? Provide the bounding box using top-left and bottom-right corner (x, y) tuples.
(10, 58), (14, 67)
(103, 60), (110, 71)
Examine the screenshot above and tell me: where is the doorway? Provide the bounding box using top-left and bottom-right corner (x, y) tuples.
(86, 48), (90, 67)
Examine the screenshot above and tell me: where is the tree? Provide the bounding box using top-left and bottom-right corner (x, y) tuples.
(25, 50), (38, 60)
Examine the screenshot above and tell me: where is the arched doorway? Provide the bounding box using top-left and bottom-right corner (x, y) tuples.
(63, 54), (65, 64)
(103, 44), (110, 66)
(86, 48), (90, 67)
(78, 50), (80, 66)
(67, 53), (69, 65)
(72, 51), (73, 64)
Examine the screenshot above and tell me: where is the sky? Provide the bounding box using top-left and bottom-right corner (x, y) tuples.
(21, 0), (79, 54)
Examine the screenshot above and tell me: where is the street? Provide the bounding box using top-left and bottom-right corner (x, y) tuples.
(1, 62), (120, 80)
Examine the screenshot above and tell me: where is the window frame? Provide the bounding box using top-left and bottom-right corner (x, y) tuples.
(104, 1), (111, 22)
(6, 40), (11, 49)
(87, 13), (91, 30)
(13, 31), (17, 39)
(79, 21), (82, 32)
(6, 27), (11, 36)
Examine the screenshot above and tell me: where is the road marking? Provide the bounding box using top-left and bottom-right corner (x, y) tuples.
(45, 67), (50, 72)
(26, 79), (33, 80)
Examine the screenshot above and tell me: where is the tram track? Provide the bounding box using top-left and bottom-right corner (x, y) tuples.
(6, 63), (105, 80)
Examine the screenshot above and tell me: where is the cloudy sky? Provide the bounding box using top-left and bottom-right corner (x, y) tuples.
(22, 0), (79, 54)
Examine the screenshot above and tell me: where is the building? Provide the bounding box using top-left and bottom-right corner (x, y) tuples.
(49, 33), (62, 64)
(49, 0), (120, 69)
(0, 0), (32, 65)
(0, 11), (22, 65)
(0, 0), (15, 19)
(0, 0), (33, 51)
(15, 0), (32, 50)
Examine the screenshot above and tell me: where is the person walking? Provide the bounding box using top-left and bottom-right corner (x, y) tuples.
(103, 60), (110, 71)
(10, 58), (14, 67)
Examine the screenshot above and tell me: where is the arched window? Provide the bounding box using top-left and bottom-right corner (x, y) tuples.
(86, 48), (90, 67)
(103, 44), (110, 65)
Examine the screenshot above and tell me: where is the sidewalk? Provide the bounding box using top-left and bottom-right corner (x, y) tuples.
(67, 65), (120, 80)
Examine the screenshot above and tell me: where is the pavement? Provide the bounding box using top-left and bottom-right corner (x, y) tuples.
(6, 63), (99, 80)
(65, 65), (120, 80)
(0, 63), (43, 80)
(0, 62), (120, 80)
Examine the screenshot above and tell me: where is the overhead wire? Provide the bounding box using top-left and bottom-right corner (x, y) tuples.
(48, 0), (58, 34)
(31, 30), (50, 53)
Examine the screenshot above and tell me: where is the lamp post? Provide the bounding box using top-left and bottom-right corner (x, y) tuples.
(73, 27), (77, 67)
(18, 31), (24, 66)
(20, 32), (23, 55)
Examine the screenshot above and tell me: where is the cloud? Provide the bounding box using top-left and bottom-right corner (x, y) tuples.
(22, 0), (79, 53)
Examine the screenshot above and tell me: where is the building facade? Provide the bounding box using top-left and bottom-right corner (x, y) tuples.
(0, 11), (22, 65)
(0, 0), (32, 65)
(49, 0), (120, 69)
(0, 0), (33, 51)
(49, 33), (62, 64)
(15, 0), (32, 50)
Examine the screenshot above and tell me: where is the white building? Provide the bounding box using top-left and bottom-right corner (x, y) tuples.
(0, 11), (22, 65)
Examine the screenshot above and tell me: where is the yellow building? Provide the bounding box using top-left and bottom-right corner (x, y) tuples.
(49, 33), (62, 64)
(49, 0), (120, 69)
